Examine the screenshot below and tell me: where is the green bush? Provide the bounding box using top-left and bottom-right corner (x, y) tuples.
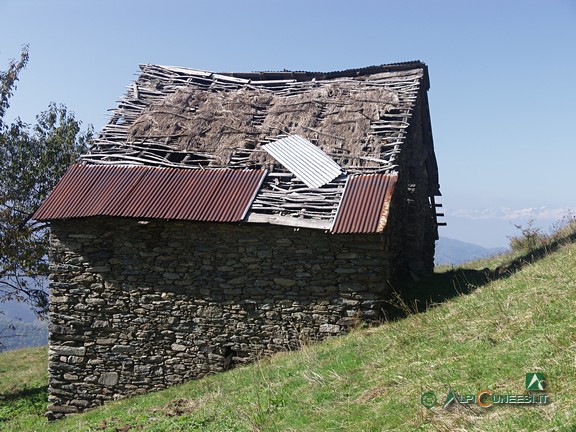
(508, 219), (547, 253)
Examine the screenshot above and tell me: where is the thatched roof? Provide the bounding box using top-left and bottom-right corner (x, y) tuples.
(76, 62), (437, 230)
(84, 62), (428, 173)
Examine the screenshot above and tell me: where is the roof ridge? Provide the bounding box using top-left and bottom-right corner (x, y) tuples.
(139, 61), (428, 83)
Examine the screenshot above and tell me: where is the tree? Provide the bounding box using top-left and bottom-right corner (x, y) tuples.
(0, 46), (93, 317)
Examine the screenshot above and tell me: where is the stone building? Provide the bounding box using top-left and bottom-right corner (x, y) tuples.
(34, 61), (443, 418)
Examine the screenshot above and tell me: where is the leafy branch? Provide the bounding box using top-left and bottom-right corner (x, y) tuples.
(0, 46), (93, 317)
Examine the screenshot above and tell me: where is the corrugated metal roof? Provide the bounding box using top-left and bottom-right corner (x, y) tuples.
(33, 164), (267, 222)
(331, 173), (397, 234)
(262, 135), (344, 188)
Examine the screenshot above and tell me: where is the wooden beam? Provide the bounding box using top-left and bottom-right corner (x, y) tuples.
(246, 212), (331, 230)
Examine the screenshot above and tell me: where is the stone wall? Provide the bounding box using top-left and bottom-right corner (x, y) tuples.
(393, 92), (437, 275)
(47, 218), (393, 419)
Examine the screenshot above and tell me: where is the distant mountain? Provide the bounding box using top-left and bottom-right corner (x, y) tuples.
(0, 318), (48, 352)
(0, 276), (47, 322)
(0, 279), (49, 351)
(0, 299), (48, 352)
(0, 299), (39, 322)
(435, 237), (507, 266)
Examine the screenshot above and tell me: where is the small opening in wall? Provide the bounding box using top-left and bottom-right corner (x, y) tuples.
(223, 346), (236, 371)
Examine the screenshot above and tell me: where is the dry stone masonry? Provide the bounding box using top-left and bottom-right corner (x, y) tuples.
(47, 219), (396, 419)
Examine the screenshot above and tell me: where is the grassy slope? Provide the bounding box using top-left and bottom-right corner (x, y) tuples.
(1, 242), (576, 431)
(0, 346), (48, 428)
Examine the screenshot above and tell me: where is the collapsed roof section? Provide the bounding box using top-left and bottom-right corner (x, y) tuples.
(35, 62), (440, 233)
(83, 62), (429, 176)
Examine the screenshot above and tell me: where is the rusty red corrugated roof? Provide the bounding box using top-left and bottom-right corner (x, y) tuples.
(330, 173), (398, 234)
(33, 164), (267, 222)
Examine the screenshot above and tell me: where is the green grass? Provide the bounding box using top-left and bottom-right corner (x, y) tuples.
(2, 238), (576, 431)
(0, 346), (48, 429)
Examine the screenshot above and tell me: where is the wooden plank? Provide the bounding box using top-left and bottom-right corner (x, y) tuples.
(246, 213), (332, 230)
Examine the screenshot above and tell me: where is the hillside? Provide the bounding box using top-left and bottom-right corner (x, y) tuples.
(435, 237), (507, 266)
(1, 235), (576, 431)
(0, 319), (48, 352)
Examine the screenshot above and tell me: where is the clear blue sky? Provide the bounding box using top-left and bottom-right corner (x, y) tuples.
(2, 0), (575, 248)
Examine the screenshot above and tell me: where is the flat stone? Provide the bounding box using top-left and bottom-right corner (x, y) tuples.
(51, 346), (86, 356)
(68, 234), (95, 239)
(336, 253), (359, 259)
(171, 343), (187, 352)
(48, 388), (73, 397)
(217, 266), (234, 272)
(88, 265), (111, 273)
(71, 273), (95, 283)
(361, 310), (379, 319)
(342, 298), (361, 306)
(134, 365), (152, 374)
(227, 276), (247, 285)
(51, 296), (71, 303)
(112, 345), (135, 353)
(98, 372), (119, 386)
(274, 278), (297, 287)
(47, 404), (79, 414)
(295, 249), (313, 255)
(198, 306), (221, 318)
(49, 324), (73, 335)
(141, 295), (161, 303)
(335, 267), (357, 274)
(319, 324), (340, 333)
(275, 239), (292, 246)
(86, 298), (106, 305)
(63, 373), (79, 380)
(337, 317), (359, 326)
(92, 320), (109, 328)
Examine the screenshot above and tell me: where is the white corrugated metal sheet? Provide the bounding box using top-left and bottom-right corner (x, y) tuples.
(262, 135), (344, 188)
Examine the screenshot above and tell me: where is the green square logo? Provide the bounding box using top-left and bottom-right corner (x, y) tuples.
(526, 373), (545, 391)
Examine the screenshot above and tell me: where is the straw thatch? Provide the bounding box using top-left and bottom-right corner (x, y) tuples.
(84, 64), (424, 173)
(127, 82), (399, 165)
(81, 62), (432, 224)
